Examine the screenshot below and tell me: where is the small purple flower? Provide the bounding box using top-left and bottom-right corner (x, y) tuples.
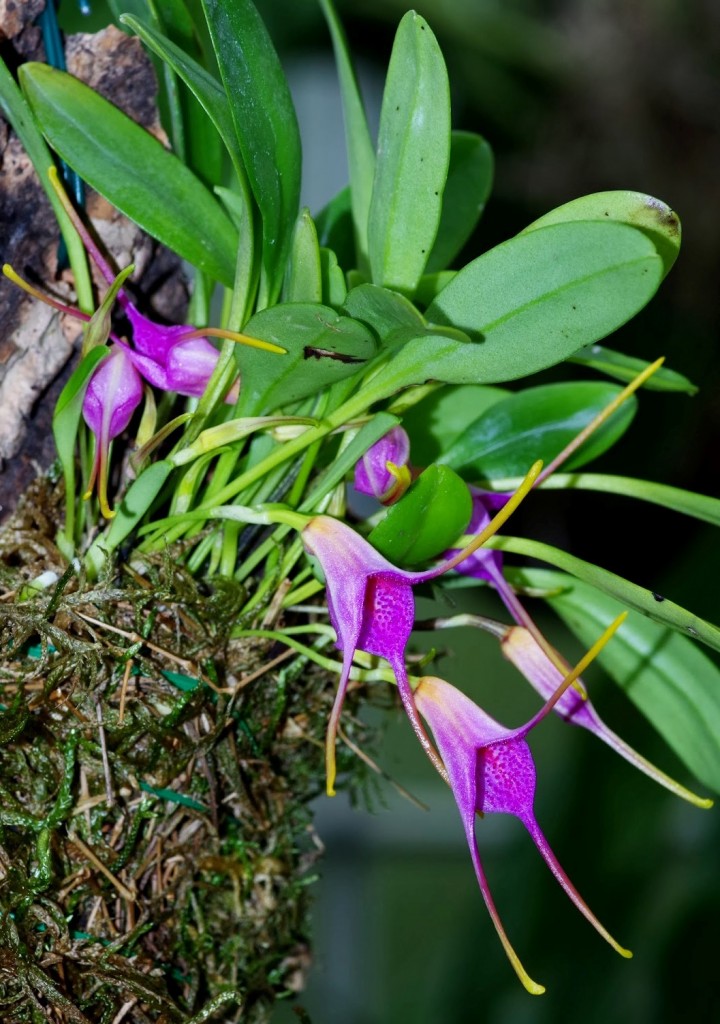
(414, 674), (632, 993)
(353, 426), (412, 504)
(502, 626), (713, 808)
(301, 466), (540, 794)
(82, 345), (144, 519)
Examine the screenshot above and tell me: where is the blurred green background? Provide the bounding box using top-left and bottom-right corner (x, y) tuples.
(56, 1), (720, 1019)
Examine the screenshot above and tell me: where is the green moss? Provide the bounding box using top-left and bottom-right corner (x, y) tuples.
(0, 477), (377, 1023)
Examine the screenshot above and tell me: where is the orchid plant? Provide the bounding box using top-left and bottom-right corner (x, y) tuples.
(1, 0), (719, 1005)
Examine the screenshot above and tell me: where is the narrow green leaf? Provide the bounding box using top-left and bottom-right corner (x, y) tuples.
(120, 13), (247, 185)
(400, 383), (507, 467)
(320, 248), (347, 307)
(515, 473), (720, 527)
(19, 63), (238, 285)
(424, 221), (663, 381)
(53, 346), (109, 545)
(425, 131), (494, 273)
(237, 303), (377, 414)
(489, 535), (720, 654)
(318, 0), (375, 267)
(369, 464), (472, 564)
(315, 186), (355, 271)
(139, 780), (207, 811)
(283, 209), (322, 303)
(85, 460), (174, 576)
(570, 344), (697, 394)
(201, 0), (301, 304)
(442, 381), (637, 479)
(0, 54), (92, 310)
(522, 190), (681, 279)
(368, 12), (451, 292)
(517, 568), (720, 793)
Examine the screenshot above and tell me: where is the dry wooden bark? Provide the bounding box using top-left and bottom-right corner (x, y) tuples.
(0, 20), (187, 520)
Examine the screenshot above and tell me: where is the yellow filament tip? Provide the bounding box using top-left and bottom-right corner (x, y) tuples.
(536, 357), (666, 485)
(185, 327), (286, 354)
(325, 740), (337, 798)
(440, 459), (542, 573)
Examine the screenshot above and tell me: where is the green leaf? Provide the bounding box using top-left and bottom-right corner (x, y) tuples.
(523, 473), (720, 527)
(424, 221), (663, 381)
(368, 11), (451, 293)
(413, 271), (456, 307)
(237, 303), (377, 414)
(570, 344), (697, 394)
(442, 381), (637, 480)
(518, 568), (720, 793)
(489, 535), (720, 654)
(53, 346), (110, 545)
(522, 190), (681, 279)
(19, 63), (238, 285)
(425, 131), (494, 273)
(120, 13), (247, 186)
(342, 283), (425, 341)
(0, 54), (92, 310)
(302, 412), (401, 512)
(401, 383), (507, 467)
(369, 464), (472, 565)
(318, 0), (375, 267)
(85, 460), (174, 576)
(283, 209), (322, 303)
(201, 0), (301, 304)
(320, 247), (347, 307)
(315, 186), (355, 271)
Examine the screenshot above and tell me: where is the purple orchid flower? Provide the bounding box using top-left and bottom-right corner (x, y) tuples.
(81, 344), (144, 519)
(414, 672), (632, 994)
(501, 626), (713, 808)
(353, 426), (412, 505)
(301, 461), (541, 794)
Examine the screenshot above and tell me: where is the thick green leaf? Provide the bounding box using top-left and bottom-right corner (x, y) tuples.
(401, 383), (507, 467)
(318, 0), (375, 267)
(425, 131), (494, 273)
(19, 63), (238, 285)
(489, 535), (720, 654)
(442, 381), (637, 480)
(368, 12), (451, 293)
(424, 221), (663, 381)
(342, 283), (425, 341)
(283, 209), (322, 303)
(414, 271), (456, 307)
(201, 0), (301, 304)
(570, 344), (697, 394)
(237, 303), (377, 414)
(120, 13), (247, 185)
(369, 464), (472, 564)
(517, 568), (720, 793)
(320, 248), (347, 307)
(522, 191), (681, 279)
